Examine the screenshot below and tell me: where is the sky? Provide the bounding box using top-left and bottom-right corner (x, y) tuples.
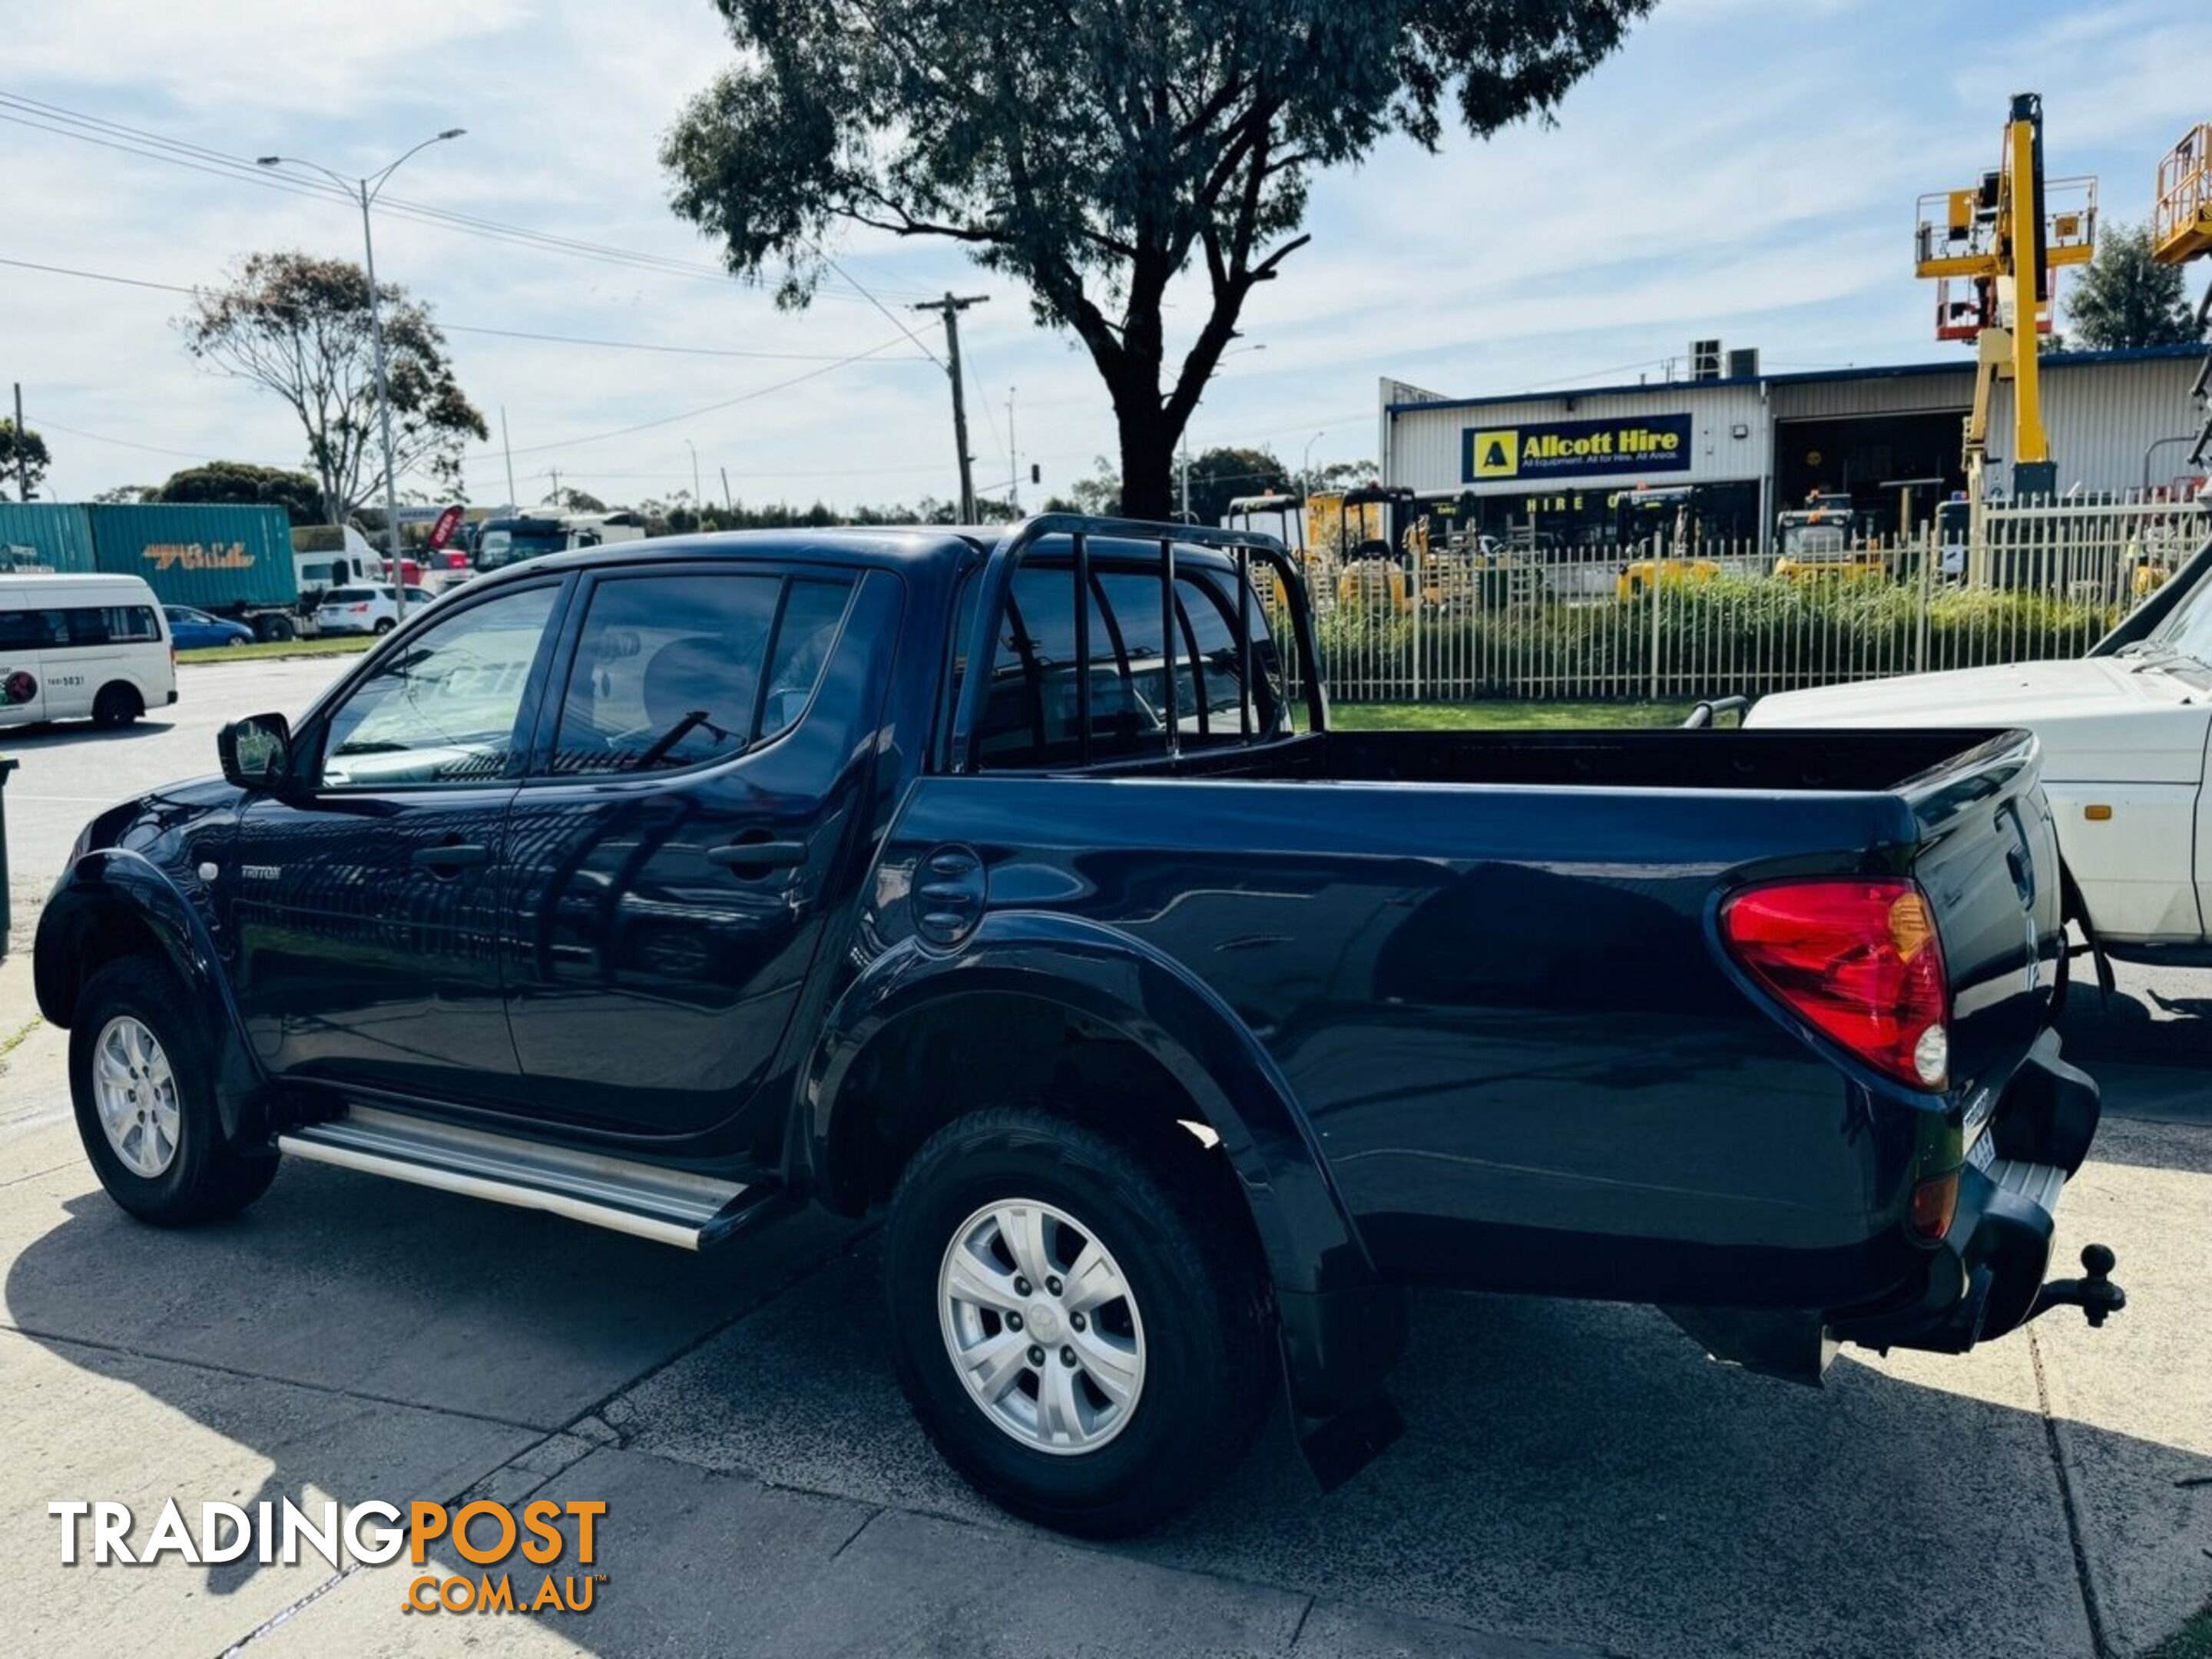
(3, 0), (2206, 513)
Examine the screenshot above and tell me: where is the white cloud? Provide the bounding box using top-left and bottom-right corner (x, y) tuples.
(10, 0), (530, 118)
(5, 0), (2206, 507)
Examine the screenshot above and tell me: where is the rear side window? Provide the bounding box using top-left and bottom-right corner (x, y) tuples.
(546, 571), (853, 776)
(970, 563), (1283, 768)
(326, 588), (376, 604)
(61, 604), (161, 646)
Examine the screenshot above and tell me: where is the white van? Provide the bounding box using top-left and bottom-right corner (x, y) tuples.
(0, 573), (177, 729)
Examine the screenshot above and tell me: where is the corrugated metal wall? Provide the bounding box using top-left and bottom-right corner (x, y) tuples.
(0, 502), (98, 571)
(1768, 369), (1975, 420)
(86, 504), (297, 609)
(1992, 355), (2205, 495)
(1387, 382), (1771, 496)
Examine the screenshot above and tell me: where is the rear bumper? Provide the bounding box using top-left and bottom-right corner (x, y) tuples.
(1830, 1027), (2103, 1355)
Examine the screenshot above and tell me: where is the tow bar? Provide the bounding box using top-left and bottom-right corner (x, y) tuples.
(2028, 1244), (2127, 1328)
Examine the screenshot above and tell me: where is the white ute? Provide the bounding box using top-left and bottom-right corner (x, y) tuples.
(1748, 558), (2212, 959)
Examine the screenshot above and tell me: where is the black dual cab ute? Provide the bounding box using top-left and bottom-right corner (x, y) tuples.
(35, 515), (2122, 1535)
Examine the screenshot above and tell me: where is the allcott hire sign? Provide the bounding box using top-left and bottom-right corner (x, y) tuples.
(1462, 414), (1692, 483)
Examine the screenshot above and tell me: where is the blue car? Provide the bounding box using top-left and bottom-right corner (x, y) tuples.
(163, 606), (253, 650)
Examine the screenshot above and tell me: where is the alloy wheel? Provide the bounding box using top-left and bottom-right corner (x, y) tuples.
(92, 1015), (180, 1178)
(937, 1198), (1147, 1454)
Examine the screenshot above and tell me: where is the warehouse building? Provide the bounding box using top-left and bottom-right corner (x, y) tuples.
(1376, 343), (2204, 551)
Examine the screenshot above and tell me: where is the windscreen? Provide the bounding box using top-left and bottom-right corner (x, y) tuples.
(1780, 523), (1850, 560)
(2153, 561), (2212, 666)
(475, 524), (570, 571)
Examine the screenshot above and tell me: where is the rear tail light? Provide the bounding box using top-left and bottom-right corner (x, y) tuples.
(1720, 879), (1950, 1090)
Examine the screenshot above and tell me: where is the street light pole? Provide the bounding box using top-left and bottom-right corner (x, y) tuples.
(259, 130), (464, 624)
(1301, 430), (1326, 497)
(686, 439), (701, 524)
(357, 179), (406, 614)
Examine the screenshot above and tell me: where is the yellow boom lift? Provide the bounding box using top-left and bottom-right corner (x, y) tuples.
(1914, 92), (2097, 510)
(2150, 122), (2212, 484)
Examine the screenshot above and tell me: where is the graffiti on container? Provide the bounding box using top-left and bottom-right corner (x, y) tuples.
(141, 541), (257, 571)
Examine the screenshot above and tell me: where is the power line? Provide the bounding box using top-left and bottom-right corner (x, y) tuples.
(0, 91), (939, 310)
(27, 414), (293, 470)
(819, 250), (946, 369)
(467, 333), (922, 462)
(442, 321), (929, 363)
(0, 254), (935, 364)
(0, 254), (194, 296)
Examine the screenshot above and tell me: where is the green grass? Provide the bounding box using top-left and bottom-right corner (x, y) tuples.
(177, 635), (376, 664)
(1328, 700), (1694, 730)
(2148, 1603), (2212, 1659)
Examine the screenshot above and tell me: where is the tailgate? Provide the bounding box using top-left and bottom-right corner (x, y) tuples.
(1896, 730), (2065, 1114)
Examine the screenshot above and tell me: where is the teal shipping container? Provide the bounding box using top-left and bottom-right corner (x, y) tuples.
(86, 503), (298, 610)
(0, 502), (99, 573)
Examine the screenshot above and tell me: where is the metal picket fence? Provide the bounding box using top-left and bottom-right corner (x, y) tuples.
(1273, 493), (2205, 706)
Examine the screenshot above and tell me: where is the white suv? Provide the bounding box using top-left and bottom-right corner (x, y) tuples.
(313, 585), (439, 636)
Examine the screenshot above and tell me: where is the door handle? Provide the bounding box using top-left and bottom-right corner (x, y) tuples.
(706, 839), (810, 872)
(413, 843), (491, 875)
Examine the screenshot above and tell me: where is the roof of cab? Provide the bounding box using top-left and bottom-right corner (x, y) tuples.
(473, 524), (1248, 582)
(513, 526), (979, 578)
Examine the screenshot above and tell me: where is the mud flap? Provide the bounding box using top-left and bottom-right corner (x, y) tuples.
(1290, 1386), (1406, 1492)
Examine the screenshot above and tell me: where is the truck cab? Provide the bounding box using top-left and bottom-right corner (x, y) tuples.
(472, 515), (603, 574)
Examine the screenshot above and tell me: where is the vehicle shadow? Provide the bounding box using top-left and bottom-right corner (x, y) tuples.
(5, 1155), (2208, 1659)
(2058, 967), (2212, 1068)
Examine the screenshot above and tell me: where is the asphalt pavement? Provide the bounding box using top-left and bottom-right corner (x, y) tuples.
(0, 659), (2207, 1656)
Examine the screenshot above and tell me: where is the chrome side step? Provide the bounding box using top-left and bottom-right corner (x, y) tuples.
(277, 1105), (770, 1250)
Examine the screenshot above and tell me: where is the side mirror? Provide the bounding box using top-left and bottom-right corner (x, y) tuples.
(219, 713), (293, 792)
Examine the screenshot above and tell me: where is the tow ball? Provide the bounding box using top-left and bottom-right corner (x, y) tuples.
(2028, 1244), (2126, 1329)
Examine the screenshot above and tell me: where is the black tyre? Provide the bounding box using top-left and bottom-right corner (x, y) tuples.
(253, 613), (297, 644)
(69, 957), (279, 1226)
(373, 618), (396, 635)
(883, 1107), (1273, 1537)
(91, 683), (143, 727)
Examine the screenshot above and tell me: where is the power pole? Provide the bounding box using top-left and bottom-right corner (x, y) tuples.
(12, 383), (28, 502)
(1177, 442), (1191, 522)
(912, 293), (988, 520)
(1007, 386), (1019, 513)
(500, 406), (518, 510)
(720, 466), (733, 511)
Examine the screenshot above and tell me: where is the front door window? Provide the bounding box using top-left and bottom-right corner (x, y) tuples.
(320, 586), (558, 790)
